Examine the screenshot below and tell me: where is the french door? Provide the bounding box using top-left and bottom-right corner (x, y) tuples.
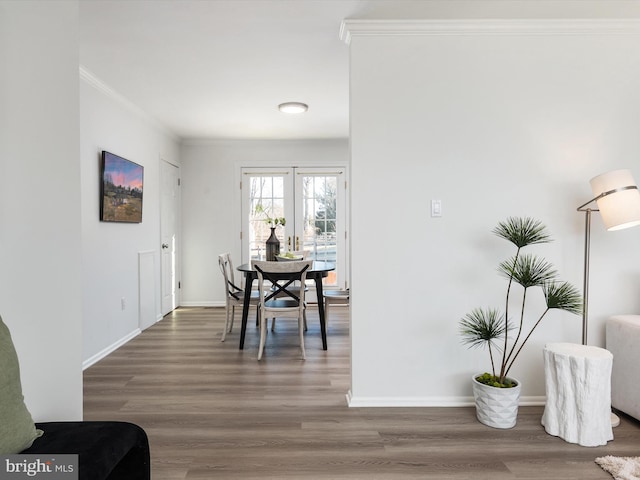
(240, 167), (348, 289)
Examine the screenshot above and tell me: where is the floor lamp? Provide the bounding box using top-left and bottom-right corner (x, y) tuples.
(576, 169), (640, 427)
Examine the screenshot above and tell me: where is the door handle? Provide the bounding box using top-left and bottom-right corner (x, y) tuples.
(296, 236), (300, 250)
(288, 236), (291, 250)
(162, 243), (169, 249)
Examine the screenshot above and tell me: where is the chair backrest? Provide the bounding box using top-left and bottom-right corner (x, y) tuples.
(253, 260), (313, 305)
(218, 253), (242, 300)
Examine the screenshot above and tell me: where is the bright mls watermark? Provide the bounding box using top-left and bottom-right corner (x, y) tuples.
(0, 455), (77, 479)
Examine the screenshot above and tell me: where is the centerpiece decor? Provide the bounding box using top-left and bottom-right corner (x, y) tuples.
(265, 223), (284, 261)
(255, 204), (286, 261)
(459, 217), (582, 428)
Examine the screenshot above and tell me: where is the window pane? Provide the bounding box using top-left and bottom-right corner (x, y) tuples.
(302, 175), (337, 269)
(248, 175), (286, 259)
(273, 177), (284, 197)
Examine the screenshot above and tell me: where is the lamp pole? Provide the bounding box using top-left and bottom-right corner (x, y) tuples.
(577, 170), (640, 430)
(581, 209), (592, 345)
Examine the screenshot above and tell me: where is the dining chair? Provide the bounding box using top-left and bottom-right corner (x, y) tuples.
(253, 260), (313, 360)
(272, 250), (310, 330)
(323, 288), (349, 327)
(218, 253), (258, 342)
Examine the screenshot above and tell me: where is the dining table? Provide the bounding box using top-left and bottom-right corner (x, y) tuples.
(236, 261), (336, 350)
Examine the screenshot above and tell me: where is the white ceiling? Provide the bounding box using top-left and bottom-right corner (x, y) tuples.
(79, 0), (374, 141)
(79, 1), (639, 141)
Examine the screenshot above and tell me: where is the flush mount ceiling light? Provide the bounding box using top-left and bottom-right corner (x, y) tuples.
(278, 102), (308, 114)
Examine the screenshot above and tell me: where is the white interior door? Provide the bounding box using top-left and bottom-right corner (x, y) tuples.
(161, 160), (180, 315)
(241, 167), (347, 289)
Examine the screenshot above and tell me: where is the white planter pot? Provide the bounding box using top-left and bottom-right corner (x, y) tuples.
(472, 373), (521, 429)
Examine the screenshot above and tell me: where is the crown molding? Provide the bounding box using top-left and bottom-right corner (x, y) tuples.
(340, 18), (640, 44)
(79, 65), (178, 142)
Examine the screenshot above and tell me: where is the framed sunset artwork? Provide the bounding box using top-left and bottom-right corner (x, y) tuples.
(100, 151), (144, 223)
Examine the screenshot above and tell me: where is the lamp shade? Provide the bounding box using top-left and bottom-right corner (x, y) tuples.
(590, 169), (640, 231)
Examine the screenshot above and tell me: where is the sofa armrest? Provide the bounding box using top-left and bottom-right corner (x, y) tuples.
(606, 315), (640, 422)
(21, 421), (150, 480)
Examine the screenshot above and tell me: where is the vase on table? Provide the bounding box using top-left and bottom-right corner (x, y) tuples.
(265, 227), (280, 261)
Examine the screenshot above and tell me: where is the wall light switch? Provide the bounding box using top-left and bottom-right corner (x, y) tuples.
(431, 199), (442, 217)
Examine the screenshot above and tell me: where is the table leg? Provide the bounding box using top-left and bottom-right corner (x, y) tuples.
(239, 275), (254, 350)
(315, 278), (328, 350)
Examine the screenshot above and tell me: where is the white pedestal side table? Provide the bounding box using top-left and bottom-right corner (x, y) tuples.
(541, 342), (614, 447)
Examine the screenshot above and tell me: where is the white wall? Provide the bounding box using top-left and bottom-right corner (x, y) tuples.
(0, 1), (83, 420)
(80, 74), (180, 366)
(180, 139), (349, 305)
(347, 21), (640, 405)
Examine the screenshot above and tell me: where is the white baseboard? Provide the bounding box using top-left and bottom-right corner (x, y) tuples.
(518, 396), (546, 406)
(346, 390), (545, 407)
(179, 301), (225, 308)
(82, 328), (141, 370)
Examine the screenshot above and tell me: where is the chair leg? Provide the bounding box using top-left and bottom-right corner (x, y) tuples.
(258, 309), (267, 360)
(324, 301), (330, 329)
(229, 305), (235, 332)
(221, 303), (231, 342)
(271, 317), (276, 331)
(299, 315), (306, 360)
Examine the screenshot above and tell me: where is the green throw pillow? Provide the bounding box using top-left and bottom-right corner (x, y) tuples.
(0, 314), (42, 454)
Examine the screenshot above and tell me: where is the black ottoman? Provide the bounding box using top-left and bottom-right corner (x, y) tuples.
(21, 421), (150, 480)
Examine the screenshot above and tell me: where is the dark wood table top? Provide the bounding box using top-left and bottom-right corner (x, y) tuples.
(237, 261), (335, 275)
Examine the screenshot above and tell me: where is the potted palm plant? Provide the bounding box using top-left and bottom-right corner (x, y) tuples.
(459, 217), (582, 429)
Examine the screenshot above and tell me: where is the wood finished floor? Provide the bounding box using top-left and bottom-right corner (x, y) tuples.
(84, 306), (640, 479)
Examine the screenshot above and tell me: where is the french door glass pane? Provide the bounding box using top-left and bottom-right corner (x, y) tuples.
(248, 176), (285, 260)
(302, 175), (338, 286)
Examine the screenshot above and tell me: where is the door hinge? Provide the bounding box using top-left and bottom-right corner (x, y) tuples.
(239, 180), (242, 190)
(240, 231), (243, 240)
(178, 281), (181, 289)
(178, 178), (181, 186)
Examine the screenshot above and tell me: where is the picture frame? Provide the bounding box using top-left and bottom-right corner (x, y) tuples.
(100, 151), (144, 223)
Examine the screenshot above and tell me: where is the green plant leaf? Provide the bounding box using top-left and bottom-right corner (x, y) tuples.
(459, 308), (509, 350)
(543, 281), (582, 315)
(475, 373), (518, 388)
(498, 254), (557, 288)
(493, 217), (551, 248)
